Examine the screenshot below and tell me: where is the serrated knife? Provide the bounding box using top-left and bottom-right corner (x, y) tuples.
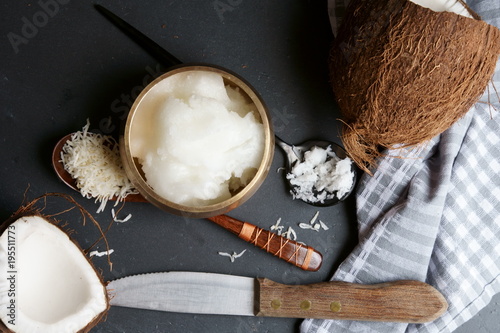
(107, 272), (448, 323)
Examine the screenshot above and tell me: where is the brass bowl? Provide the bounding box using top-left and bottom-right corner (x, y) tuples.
(120, 64), (274, 218)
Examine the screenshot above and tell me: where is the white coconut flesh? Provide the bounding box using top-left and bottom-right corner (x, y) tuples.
(410, 0), (472, 17)
(0, 216), (107, 333)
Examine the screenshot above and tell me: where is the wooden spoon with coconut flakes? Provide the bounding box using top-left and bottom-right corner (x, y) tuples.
(52, 133), (146, 204)
(52, 133), (323, 271)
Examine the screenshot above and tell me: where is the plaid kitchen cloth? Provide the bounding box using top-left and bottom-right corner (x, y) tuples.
(301, 0), (500, 332)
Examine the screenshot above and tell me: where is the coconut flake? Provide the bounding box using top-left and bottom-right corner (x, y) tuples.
(89, 249), (115, 257)
(310, 211), (320, 225)
(299, 222), (320, 232)
(286, 146), (354, 204)
(270, 218), (298, 239)
(111, 209), (132, 223)
(218, 249), (247, 262)
(298, 223), (314, 230)
(319, 220), (329, 230)
(281, 226), (297, 240)
(298, 212), (330, 232)
(270, 217), (284, 235)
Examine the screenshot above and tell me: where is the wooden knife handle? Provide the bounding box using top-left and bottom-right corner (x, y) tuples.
(207, 215), (322, 271)
(256, 279), (448, 323)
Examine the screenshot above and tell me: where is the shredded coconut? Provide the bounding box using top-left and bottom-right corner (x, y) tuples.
(298, 211), (329, 231)
(89, 249), (114, 257)
(218, 249), (247, 262)
(309, 211), (320, 225)
(111, 209), (132, 223)
(281, 226), (297, 240)
(60, 120), (138, 213)
(270, 217), (284, 235)
(270, 218), (299, 241)
(286, 146), (354, 204)
(319, 220), (329, 230)
(298, 223), (319, 232)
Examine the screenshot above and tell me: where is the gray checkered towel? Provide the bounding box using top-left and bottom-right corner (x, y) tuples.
(301, 0), (500, 332)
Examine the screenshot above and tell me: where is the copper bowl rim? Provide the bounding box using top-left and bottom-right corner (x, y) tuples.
(120, 64), (275, 218)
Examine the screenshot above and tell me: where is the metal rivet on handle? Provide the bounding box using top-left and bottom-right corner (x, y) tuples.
(271, 299), (281, 309)
(300, 300), (312, 310)
(330, 301), (341, 312)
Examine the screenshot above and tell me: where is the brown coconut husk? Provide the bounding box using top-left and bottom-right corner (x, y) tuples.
(329, 0), (500, 174)
(0, 193), (111, 333)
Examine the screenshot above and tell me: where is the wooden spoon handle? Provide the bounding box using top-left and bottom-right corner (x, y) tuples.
(207, 215), (322, 271)
(256, 279), (448, 323)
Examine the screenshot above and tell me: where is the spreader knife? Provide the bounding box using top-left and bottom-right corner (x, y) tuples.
(107, 272), (448, 323)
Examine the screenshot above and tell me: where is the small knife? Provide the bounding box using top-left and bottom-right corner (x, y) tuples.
(107, 272), (448, 323)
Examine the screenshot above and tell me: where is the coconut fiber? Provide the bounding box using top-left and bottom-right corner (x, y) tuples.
(329, 0), (500, 174)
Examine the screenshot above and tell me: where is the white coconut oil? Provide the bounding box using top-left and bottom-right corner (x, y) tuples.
(130, 70), (265, 207)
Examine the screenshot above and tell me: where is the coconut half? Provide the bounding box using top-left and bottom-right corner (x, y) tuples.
(329, 0), (500, 174)
(410, 0), (472, 17)
(0, 215), (108, 333)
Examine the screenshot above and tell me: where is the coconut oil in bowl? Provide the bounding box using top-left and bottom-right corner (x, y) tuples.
(120, 64), (274, 218)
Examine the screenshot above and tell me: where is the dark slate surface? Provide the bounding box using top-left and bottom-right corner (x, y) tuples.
(0, 1), (497, 332)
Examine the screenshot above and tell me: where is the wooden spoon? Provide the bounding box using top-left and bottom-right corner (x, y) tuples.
(52, 134), (323, 271)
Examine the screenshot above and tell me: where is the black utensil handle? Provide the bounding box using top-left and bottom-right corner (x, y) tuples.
(95, 4), (183, 68)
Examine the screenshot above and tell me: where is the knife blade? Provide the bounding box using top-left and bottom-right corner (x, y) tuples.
(107, 272), (448, 323)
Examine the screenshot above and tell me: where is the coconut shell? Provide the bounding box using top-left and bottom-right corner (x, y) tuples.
(0, 195), (110, 333)
(329, 0), (500, 174)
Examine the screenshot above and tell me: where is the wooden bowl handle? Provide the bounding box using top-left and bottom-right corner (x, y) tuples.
(207, 215), (322, 271)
